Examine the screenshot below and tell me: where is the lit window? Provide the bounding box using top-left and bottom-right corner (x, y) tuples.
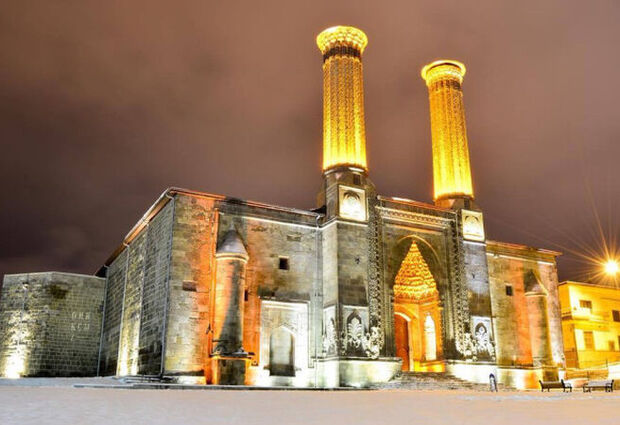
(505, 285), (513, 296)
(612, 310), (620, 322)
(278, 257), (289, 270)
(579, 300), (592, 310)
(583, 331), (594, 350)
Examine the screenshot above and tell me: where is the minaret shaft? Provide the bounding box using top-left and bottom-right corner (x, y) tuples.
(317, 26), (368, 173)
(422, 60), (474, 203)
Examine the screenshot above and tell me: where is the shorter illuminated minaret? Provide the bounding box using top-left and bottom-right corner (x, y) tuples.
(421, 60), (474, 209)
(422, 60), (494, 356)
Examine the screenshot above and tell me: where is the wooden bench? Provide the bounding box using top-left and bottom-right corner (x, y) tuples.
(539, 379), (572, 392)
(582, 379), (614, 392)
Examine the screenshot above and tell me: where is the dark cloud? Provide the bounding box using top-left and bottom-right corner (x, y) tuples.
(1, 0), (618, 283)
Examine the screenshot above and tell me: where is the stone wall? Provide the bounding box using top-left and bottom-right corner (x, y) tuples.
(0, 272), (104, 377)
(217, 203), (320, 381)
(99, 249), (127, 375)
(164, 194), (217, 381)
(98, 199), (174, 376)
(138, 200), (174, 374)
(487, 242), (563, 368)
(462, 241), (492, 318)
(117, 231), (146, 375)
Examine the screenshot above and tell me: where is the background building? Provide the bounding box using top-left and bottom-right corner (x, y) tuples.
(559, 281), (620, 369)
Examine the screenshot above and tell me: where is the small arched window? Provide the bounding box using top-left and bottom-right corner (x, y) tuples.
(269, 327), (295, 376)
(424, 315), (437, 361)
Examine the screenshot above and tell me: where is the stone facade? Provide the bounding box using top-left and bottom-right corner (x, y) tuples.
(486, 241), (564, 386)
(99, 199), (175, 377)
(0, 272), (104, 377)
(0, 26), (568, 389)
(0, 190), (566, 388)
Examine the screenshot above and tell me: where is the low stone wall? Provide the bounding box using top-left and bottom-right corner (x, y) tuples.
(0, 272), (105, 377)
(318, 358), (401, 388)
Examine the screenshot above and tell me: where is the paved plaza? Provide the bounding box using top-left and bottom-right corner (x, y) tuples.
(0, 379), (617, 425)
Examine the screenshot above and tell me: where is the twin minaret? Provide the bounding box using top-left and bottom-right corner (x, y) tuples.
(316, 26), (369, 173)
(212, 26), (485, 384)
(316, 26), (475, 208)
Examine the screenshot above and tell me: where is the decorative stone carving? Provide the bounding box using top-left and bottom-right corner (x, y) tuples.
(346, 315), (364, 348)
(393, 241), (439, 302)
(339, 185), (367, 221)
(454, 316), (496, 361)
(456, 332), (476, 360)
(471, 316), (495, 360)
(450, 218), (472, 359)
(461, 210), (485, 242)
(322, 306), (337, 356)
(362, 326), (384, 359)
(338, 306), (383, 358)
(341, 307), (369, 356)
(377, 206), (452, 230)
(366, 199), (385, 356)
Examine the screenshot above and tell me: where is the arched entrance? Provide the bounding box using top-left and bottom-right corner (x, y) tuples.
(393, 241), (444, 372)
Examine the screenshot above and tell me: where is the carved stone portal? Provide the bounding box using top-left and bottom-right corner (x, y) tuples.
(393, 241), (444, 371)
(259, 300), (309, 376)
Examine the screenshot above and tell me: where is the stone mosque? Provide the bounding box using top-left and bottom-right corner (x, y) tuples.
(0, 26), (565, 389)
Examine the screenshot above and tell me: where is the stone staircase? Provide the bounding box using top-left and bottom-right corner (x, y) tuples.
(373, 371), (505, 391)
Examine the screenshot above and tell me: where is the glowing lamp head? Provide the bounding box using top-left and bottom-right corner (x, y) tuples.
(421, 60), (466, 85)
(421, 59), (474, 202)
(604, 259), (619, 276)
(316, 26), (368, 54)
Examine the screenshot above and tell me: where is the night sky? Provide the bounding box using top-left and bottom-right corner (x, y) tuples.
(1, 1), (618, 284)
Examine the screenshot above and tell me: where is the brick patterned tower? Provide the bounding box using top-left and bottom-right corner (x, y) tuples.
(422, 60), (495, 361)
(317, 26), (368, 173)
(421, 60), (474, 208)
(316, 26), (374, 221)
(314, 26), (397, 385)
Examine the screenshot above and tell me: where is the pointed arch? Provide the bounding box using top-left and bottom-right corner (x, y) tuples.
(424, 314), (437, 361)
(269, 326), (295, 376)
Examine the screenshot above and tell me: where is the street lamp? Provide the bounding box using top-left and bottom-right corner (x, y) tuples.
(604, 259), (619, 276)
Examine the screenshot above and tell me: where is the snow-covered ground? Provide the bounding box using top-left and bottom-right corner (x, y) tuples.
(0, 379), (617, 425)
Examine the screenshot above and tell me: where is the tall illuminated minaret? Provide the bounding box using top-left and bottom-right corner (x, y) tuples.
(315, 26), (389, 371)
(317, 26), (368, 174)
(316, 26), (373, 222)
(421, 60), (474, 209)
